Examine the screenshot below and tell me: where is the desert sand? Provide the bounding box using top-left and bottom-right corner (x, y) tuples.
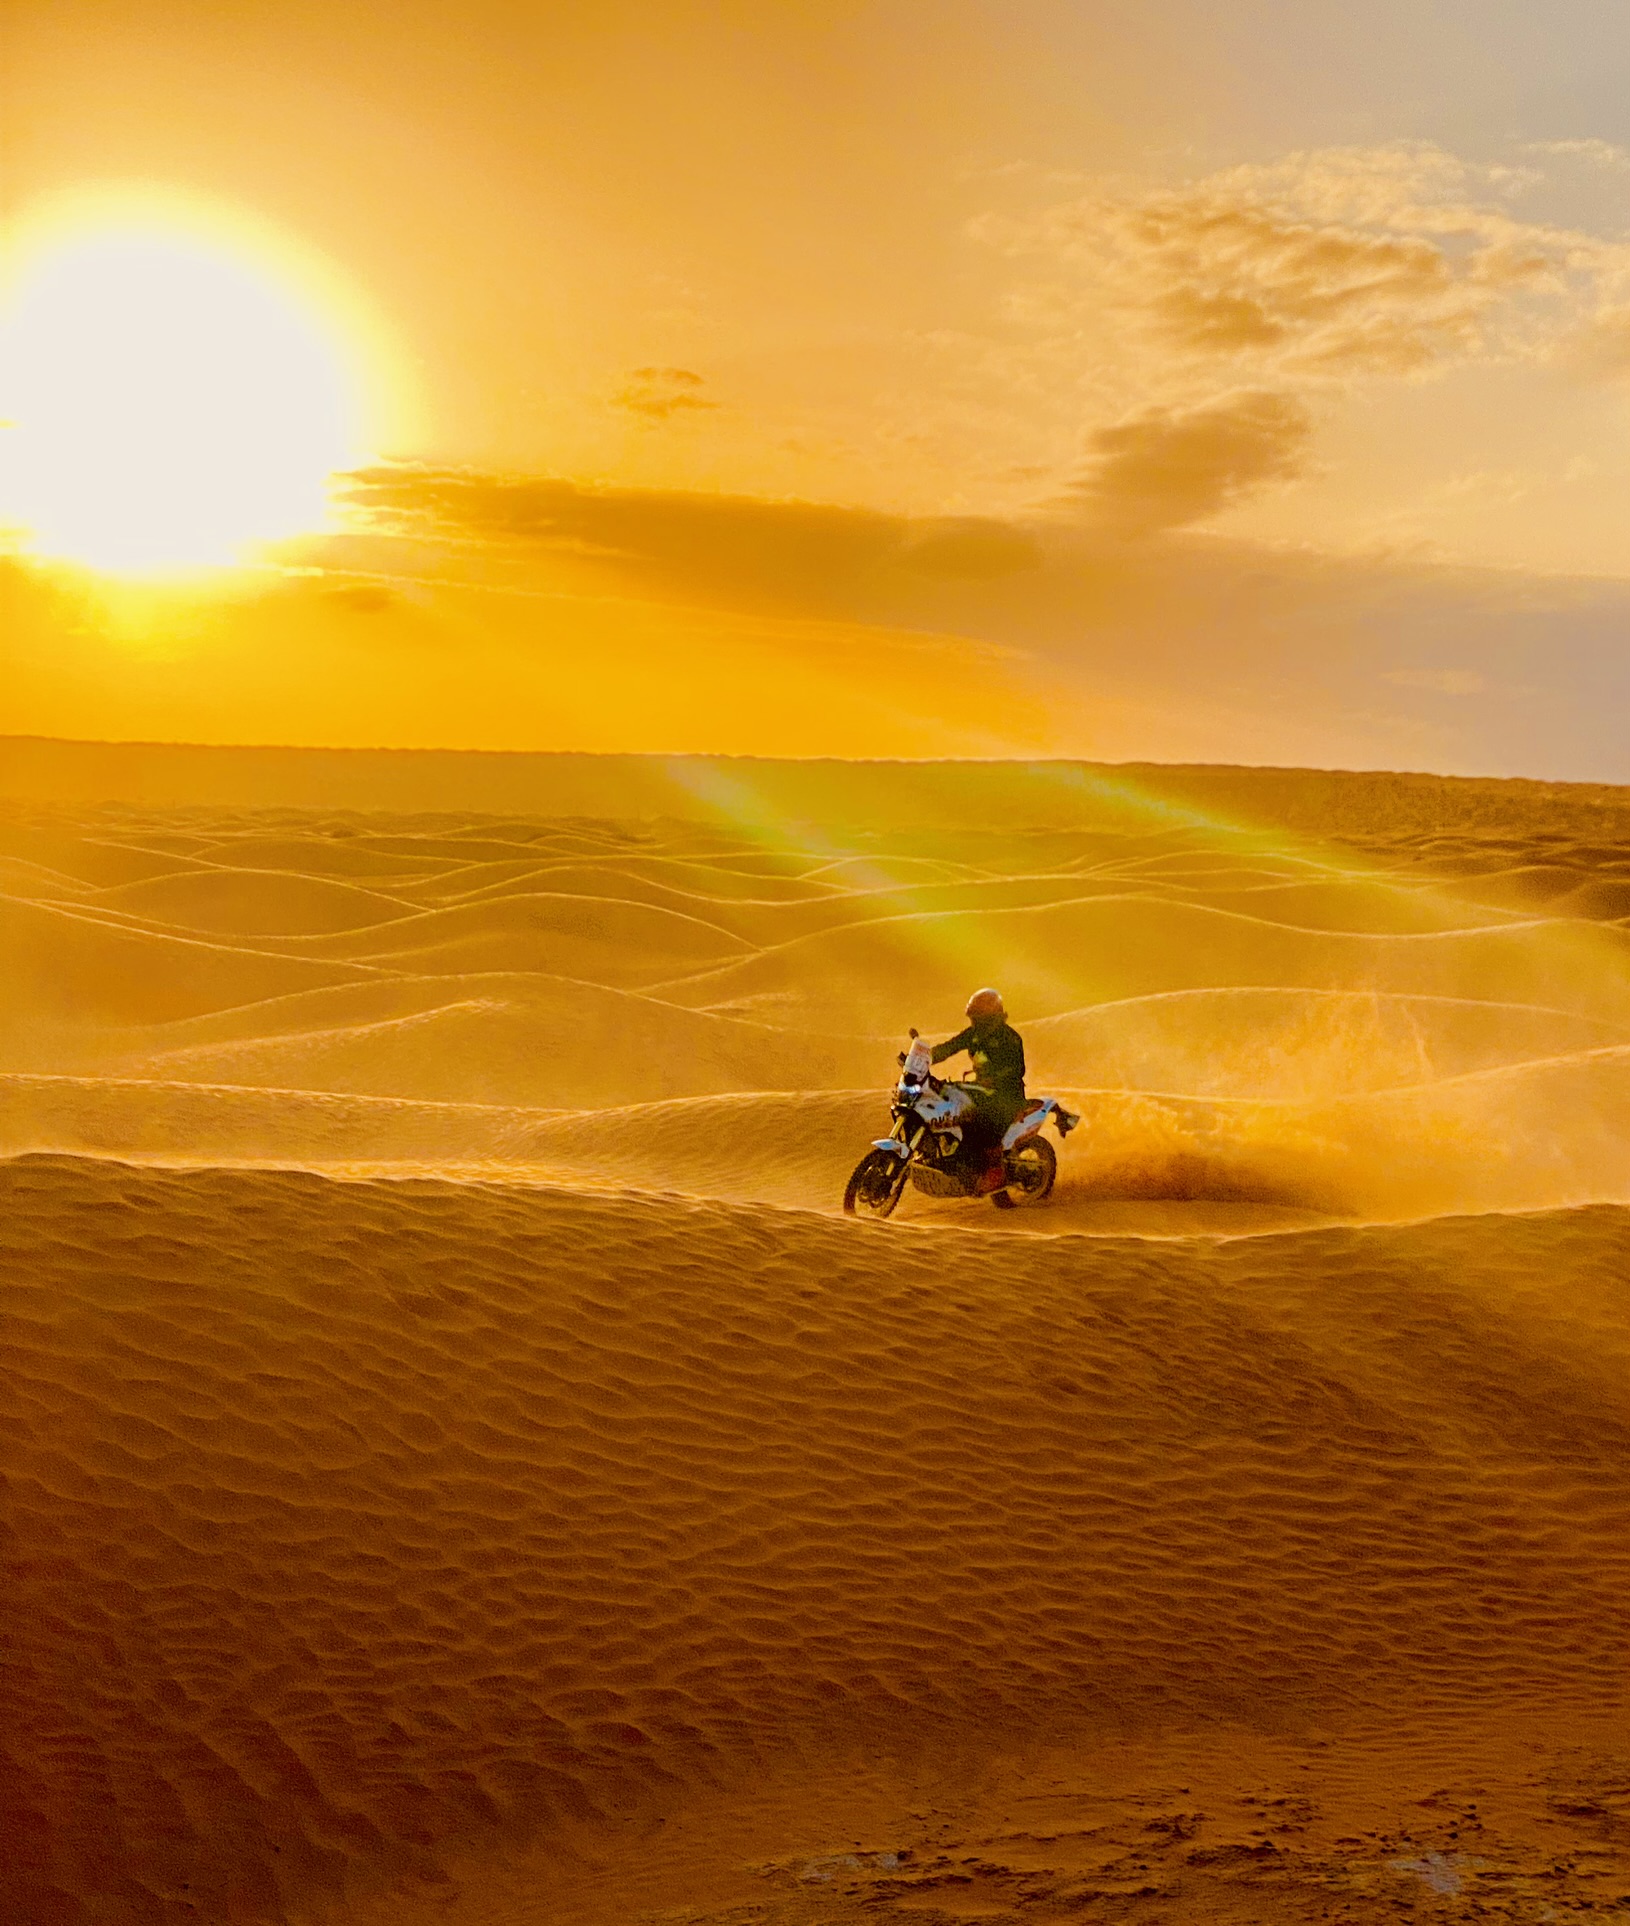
(7, 744), (1630, 1924)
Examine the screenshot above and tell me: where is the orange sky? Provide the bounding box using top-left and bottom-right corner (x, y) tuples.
(10, 2), (1630, 776)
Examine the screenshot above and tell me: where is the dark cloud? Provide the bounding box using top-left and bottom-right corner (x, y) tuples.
(1065, 390), (1312, 532)
(338, 464), (1041, 607)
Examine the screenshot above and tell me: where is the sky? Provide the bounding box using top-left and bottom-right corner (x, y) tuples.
(9, 1), (1630, 776)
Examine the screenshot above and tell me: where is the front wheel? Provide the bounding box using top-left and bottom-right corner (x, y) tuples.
(992, 1135), (1056, 1209)
(843, 1148), (910, 1219)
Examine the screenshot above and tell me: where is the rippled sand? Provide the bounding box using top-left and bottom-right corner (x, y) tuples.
(7, 751), (1630, 1923)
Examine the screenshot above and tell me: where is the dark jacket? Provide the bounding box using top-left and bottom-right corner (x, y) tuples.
(931, 1019), (1026, 1105)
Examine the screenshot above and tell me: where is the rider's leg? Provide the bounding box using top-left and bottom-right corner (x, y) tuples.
(966, 1095), (1011, 1189)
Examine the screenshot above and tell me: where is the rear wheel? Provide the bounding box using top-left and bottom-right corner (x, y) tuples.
(843, 1148), (910, 1219)
(992, 1136), (1056, 1209)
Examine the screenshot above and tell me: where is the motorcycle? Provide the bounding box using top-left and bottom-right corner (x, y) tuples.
(843, 1030), (1080, 1219)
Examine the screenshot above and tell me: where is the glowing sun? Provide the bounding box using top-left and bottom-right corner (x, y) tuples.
(2, 197), (393, 576)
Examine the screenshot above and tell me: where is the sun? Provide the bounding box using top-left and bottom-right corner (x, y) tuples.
(1, 192), (402, 577)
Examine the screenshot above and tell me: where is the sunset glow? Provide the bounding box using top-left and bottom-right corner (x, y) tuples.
(8, 5), (1630, 771)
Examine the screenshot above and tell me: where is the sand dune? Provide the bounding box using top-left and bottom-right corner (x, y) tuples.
(13, 782), (1630, 1220)
(105, 975), (879, 1107)
(0, 1071), (558, 1167)
(126, 997), (863, 1110)
(89, 866), (420, 935)
(9, 758), (1630, 1924)
(1028, 985), (1630, 1097)
(656, 896), (1630, 1032)
(9, 1056), (1630, 1229)
(1, 891), (372, 1034)
(8, 1153), (1630, 1926)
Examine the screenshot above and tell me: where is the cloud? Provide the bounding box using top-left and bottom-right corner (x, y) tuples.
(896, 517), (1041, 578)
(23, 450), (1630, 778)
(613, 366), (718, 420)
(953, 139), (1630, 558)
(321, 366), (1630, 777)
(1064, 390), (1312, 531)
(1115, 189), (1473, 377)
(978, 140), (1630, 412)
(338, 464), (1042, 608)
(1523, 138), (1630, 172)
(320, 583), (395, 615)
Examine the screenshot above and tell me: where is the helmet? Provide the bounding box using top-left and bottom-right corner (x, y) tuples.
(965, 986), (1005, 1022)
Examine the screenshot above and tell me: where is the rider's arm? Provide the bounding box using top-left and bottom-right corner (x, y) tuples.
(930, 1026), (973, 1066)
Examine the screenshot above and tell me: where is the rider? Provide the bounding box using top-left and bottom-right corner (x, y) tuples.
(931, 988), (1026, 1188)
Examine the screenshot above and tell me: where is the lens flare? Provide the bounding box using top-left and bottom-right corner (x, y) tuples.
(1, 192), (405, 576)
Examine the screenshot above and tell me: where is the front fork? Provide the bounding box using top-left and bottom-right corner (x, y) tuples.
(873, 1119), (927, 1161)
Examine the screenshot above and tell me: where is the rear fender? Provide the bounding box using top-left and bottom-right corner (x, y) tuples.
(1002, 1097), (1081, 1150)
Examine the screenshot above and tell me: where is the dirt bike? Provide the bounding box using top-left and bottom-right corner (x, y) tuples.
(843, 1031), (1080, 1219)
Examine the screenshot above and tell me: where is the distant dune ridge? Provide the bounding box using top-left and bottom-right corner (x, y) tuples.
(7, 744), (1630, 1923)
(11, 733), (1630, 838)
